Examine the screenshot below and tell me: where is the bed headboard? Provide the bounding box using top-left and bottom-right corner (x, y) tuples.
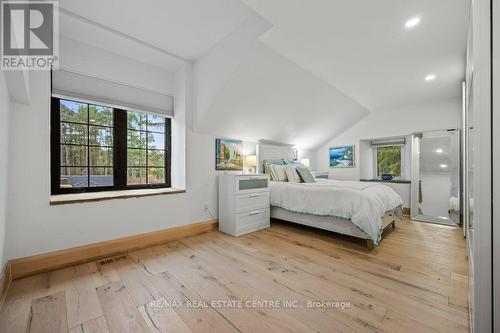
(257, 143), (298, 173)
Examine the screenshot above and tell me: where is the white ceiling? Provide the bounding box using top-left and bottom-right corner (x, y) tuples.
(58, 0), (468, 109)
(58, 0), (255, 69)
(242, 0), (469, 111)
(56, 0), (469, 148)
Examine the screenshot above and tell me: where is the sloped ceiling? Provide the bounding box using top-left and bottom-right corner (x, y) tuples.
(242, 0), (468, 111)
(203, 46), (368, 149)
(57, 0), (468, 149)
(58, 0), (255, 69)
(193, 15), (369, 149)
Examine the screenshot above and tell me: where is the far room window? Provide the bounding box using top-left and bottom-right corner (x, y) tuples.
(376, 146), (402, 177)
(51, 97), (171, 194)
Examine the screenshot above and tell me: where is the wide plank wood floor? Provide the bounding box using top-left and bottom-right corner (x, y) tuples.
(0, 218), (469, 332)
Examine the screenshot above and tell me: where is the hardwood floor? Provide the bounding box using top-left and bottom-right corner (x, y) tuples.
(0, 218), (469, 332)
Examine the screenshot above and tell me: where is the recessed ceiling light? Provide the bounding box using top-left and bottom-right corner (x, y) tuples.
(425, 74), (436, 81)
(435, 148), (443, 153)
(405, 17), (421, 29)
(440, 164), (448, 168)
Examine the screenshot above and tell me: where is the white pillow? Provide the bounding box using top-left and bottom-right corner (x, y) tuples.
(272, 165), (288, 182)
(284, 166), (301, 183)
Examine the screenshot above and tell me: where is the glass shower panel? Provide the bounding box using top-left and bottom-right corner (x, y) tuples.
(413, 130), (460, 226)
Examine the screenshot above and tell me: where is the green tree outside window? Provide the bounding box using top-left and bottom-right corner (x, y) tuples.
(377, 146), (401, 177)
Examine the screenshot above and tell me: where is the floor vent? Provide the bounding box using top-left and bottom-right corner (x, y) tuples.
(97, 254), (128, 267)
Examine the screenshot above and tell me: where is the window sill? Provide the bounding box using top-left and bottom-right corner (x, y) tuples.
(50, 187), (186, 205)
(360, 179), (411, 184)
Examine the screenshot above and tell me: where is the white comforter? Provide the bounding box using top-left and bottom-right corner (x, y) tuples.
(270, 179), (403, 245)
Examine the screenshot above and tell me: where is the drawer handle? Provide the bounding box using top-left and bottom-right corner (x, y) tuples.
(249, 194), (261, 198)
(248, 211), (263, 216)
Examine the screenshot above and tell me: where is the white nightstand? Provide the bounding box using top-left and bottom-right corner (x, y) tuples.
(218, 173), (270, 236)
(311, 171), (329, 179)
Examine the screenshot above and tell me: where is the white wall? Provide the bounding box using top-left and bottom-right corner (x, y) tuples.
(171, 64), (189, 188)
(297, 149), (317, 171)
(3, 37), (223, 260)
(0, 71), (10, 266)
(5, 68), (226, 260)
(358, 140), (374, 179)
(193, 13), (272, 127)
(3, 35), (263, 260)
(317, 97), (462, 180)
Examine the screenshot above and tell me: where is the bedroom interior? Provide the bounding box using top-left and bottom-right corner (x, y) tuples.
(0, 0), (497, 332)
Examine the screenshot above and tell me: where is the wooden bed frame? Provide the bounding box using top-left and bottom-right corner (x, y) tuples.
(257, 143), (402, 250)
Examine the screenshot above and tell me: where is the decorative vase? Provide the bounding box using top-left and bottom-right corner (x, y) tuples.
(381, 174), (393, 180)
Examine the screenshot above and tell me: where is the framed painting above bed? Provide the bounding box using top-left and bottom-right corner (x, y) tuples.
(330, 145), (355, 168)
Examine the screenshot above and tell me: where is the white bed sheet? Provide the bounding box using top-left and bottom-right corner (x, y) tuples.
(270, 179), (403, 244)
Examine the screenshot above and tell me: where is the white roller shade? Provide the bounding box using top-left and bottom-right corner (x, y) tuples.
(52, 68), (174, 117)
(371, 138), (406, 147)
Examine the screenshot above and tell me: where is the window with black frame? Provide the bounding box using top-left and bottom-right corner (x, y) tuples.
(51, 97), (171, 194)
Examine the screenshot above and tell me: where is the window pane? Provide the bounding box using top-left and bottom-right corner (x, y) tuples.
(89, 105), (113, 127)
(148, 150), (165, 167)
(60, 167), (88, 188)
(127, 149), (146, 166)
(89, 126), (113, 146)
(90, 147), (113, 166)
(127, 167), (146, 185)
(147, 114), (165, 132)
(61, 145), (87, 166)
(147, 132), (165, 150)
(148, 167), (165, 184)
(60, 100), (87, 124)
(127, 112), (146, 130)
(377, 146), (401, 177)
(61, 123), (87, 145)
(127, 130), (146, 148)
(90, 167), (113, 187)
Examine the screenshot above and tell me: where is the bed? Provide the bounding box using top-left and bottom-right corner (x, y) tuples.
(258, 143), (404, 249)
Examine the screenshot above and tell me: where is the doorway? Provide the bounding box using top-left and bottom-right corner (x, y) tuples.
(411, 129), (460, 226)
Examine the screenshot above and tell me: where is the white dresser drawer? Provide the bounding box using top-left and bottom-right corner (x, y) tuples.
(234, 176), (269, 194)
(236, 192), (270, 213)
(235, 209), (270, 235)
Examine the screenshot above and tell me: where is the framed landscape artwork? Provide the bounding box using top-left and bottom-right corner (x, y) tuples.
(329, 145), (355, 168)
(216, 138), (244, 171)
